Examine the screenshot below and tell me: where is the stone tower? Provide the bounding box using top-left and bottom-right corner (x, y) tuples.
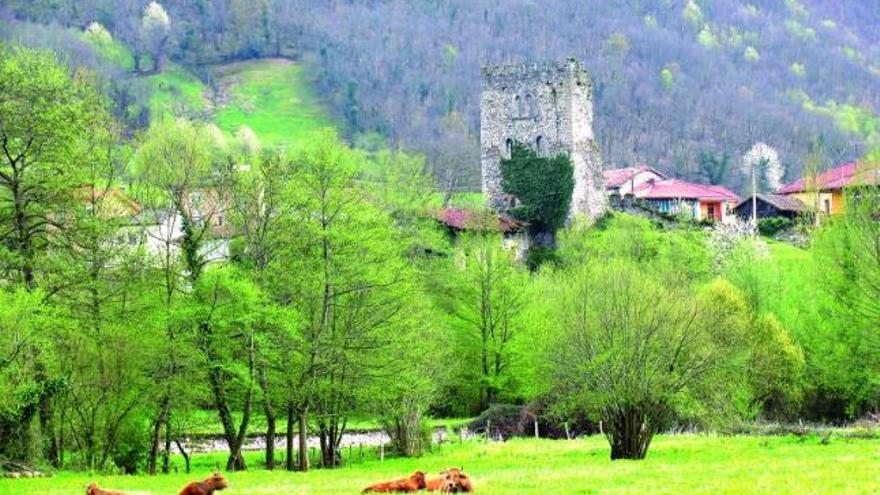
(480, 58), (606, 220)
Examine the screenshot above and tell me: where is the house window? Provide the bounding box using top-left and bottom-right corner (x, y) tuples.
(824, 198), (831, 214)
(707, 204), (716, 220)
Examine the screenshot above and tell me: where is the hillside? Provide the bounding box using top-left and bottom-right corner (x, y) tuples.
(0, 18), (332, 148)
(3, 0), (880, 193)
(211, 59), (331, 148)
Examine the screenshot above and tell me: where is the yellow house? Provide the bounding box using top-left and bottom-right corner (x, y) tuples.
(777, 162), (879, 215)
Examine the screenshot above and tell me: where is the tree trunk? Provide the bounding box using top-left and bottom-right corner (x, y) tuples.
(285, 404), (295, 471)
(207, 362), (246, 471)
(258, 364), (276, 470)
(35, 362), (59, 468)
(148, 397), (170, 475)
(604, 406), (655, 460)
(298, 409), (309, 472)
(162, 416), (171, 474)
(201, 320), (249, 472)
(174, 439), (191, 473)
(751, 166), (758, 228)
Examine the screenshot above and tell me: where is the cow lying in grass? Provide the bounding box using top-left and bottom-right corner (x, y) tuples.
(86, 483), (127, 495)
(362, 471), (427, 492)
(179, 472), (229, 495)
(426, 468), (474, 493)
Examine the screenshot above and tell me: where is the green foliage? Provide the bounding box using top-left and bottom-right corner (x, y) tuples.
(0, 289), (63, 461)
(558, 213), (711, 281)
(0, 45), (111, 286)
(428, 234), (528, 415)
(697, 26), (719, 49)
(660, 67), (674, 92)
(499, 142), (574, 236)
(698, 151), (731, 184)
(744, 46), (760, 62)
(758, 217), (794, 236)
(534, 260), (750, 459)
(747, 314), (805, 416)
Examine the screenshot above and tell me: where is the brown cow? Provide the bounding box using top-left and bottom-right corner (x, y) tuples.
(178, 472), (229, 495)
(425, 472), (457, 492)
(427, 468), (474, 493)
(361, 471), (427, 493)
(86, 483), (128, 495)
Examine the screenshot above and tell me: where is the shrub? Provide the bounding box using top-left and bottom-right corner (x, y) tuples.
(758, 217), (794, 236)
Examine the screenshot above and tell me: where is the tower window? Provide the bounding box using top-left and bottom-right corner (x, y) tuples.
(536, 136), (545, 154)
(505, 138), (513, 158)
(525, 93), (534, 117)
(513, 95), (521, 117)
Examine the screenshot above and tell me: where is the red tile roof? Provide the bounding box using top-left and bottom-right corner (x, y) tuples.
(433, 208), (523, 233)
(603, 166), (666, 188)
(633, 179), (740, 202)
(777, 162), (880, 194)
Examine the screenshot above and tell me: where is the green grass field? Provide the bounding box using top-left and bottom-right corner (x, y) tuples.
(145, 65), (208, 117)
(211, 59), (332, 148)
(3, 435), (878, 494)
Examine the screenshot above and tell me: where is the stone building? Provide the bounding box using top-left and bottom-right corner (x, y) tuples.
(480, 58), (606, 221)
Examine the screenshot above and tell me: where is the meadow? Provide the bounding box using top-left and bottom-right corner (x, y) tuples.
(211, 59), (332, 147)
(3, 435), (878, 495)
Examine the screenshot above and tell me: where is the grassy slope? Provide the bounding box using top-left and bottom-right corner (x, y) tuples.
(211, 58), (331, 148)
(82, 33), (330, 146)
(144, 65), (207, 117)
(3, 435), (878, 494)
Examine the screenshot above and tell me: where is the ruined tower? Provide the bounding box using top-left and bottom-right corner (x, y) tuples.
(480, 58), (606, 220)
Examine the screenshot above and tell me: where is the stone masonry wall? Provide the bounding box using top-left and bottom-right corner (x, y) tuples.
(480, 58), (606, 220)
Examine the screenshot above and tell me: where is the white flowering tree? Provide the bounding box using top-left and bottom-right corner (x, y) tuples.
(707, 216), (759, 272)
(84, 22), (112, 45)
(742, 143), (784, 226)
(141, 1), (171, 73)
(236, 126), (261, 158)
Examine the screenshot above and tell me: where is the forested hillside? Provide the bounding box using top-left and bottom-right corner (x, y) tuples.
(2, 3), (880, 479)
(3, 0), (880, 193)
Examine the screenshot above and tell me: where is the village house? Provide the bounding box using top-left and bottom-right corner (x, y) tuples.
(78, 186), (231, 263)
(603, 166), (666, 196)
(433, 207), (529, 260)
(733, 194), (808, 221)
(776, 161), (880, 216)
(603, 167), (739, 222)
